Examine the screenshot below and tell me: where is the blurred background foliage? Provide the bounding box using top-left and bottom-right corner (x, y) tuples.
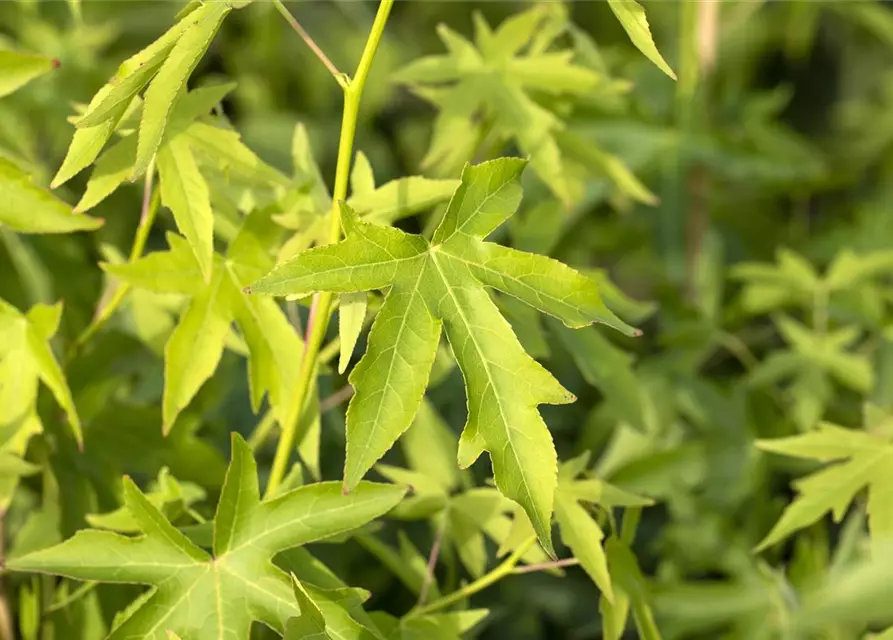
(5, 1), (893, 639)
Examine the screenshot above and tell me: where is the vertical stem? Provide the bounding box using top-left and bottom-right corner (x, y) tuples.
(265, 0), (394, 498)
(678, 1), (720, 302)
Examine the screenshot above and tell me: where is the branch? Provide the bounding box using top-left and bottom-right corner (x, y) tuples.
(272, 0), (346, 87)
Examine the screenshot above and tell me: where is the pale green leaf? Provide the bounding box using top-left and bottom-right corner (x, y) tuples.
(349, 176), (461, 226)
(52, 93), (137, 189)
(247, 158), (636, 554)
(75, 15), (192, 128)
(0, 50), (56, 98)
(555, 487), (615, 602)
(285, 575), (332, 640)
(339, 292), (367, 374)
(0, 299), (82, 447)
(133, 1), (232, 180)
(607, 0), (676, 80)
(756, 421), (893, 550)
(162, 267), (233, 433)
(157, 135), (215, 280)
(0, 158), (102, 234)
(8, 434), (405, 639)
(72, 135), (136, 212)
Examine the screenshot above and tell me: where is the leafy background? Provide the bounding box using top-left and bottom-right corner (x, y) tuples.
(5, 1), (893, 639)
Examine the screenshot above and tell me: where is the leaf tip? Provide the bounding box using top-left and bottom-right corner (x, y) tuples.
(242, 285), (252, 295)
(52, 58), (61, 70)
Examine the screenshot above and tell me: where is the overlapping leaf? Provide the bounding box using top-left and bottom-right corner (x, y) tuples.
(60, 0), (239, 184)
(247, 157), (637, 552)
(103, 209), (303, 434)
(8, 433), (406, 639)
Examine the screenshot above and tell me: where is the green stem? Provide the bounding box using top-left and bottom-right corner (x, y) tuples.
(248, 409), (277, 452)
(265, 0), (394, 498)
(408, 536), (537, 618)
(68, 165), (159, 362)
(272, 0), (346, 87)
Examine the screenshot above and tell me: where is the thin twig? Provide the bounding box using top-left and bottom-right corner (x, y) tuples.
(409, 536), (537, 618)
(418, 520), (446, 606)
(319, 385), (355, 413)
(512, 557), (579, 575)
(272, 0), (346, 86)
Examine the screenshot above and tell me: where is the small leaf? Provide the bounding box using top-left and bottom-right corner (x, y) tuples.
(0, 159), (102, 234)
(607, 0), (676, 80)
(0, 49), (57, 98)
(157, 135), (215, 281)
(133, 1), (232, 180)
(338, 292), (367, 374)
(554, 486), (614, 602)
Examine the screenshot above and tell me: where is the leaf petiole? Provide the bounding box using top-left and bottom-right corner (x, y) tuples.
(265, 0), (395, 498)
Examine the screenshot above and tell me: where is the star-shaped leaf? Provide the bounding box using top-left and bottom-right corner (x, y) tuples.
(103, 209), (303, 434)
(756, 408), (893, 550)
(7, 433), (406, 639)
(247, 157), (637, 552)
(393, 6), (604, 204)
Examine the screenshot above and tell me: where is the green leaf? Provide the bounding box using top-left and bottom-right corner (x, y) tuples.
(554, 486), (614, 602)
(285, 575), (332, 640)
(157, 135), (215, 281)
(0, 49), (57, 98)
(133, 1), (232, 180)
(394, 9), (605, 204)
(756, 419), (893, 550)
(75, 15), (192, 128)
(0, 299), (82, 447)
(607, 0), (676, 80)
(339, 292), (368, 374)
(7, 433), (406, 639)
(247, 158), (637, 554)
(0, 158), (102, 234)
(52, 94), (139, 189)
(110, 213), (303, 435)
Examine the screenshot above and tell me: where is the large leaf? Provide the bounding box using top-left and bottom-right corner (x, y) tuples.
(0, 158), (102, 234)
(8, 433), (405, 639)
(247, 158), (636, 553)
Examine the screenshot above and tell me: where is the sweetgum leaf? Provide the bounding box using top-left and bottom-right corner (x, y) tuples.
(132, 1), (232, 179)
(756, 419), (893, 550)
(607, 0), (676, 80)
(247, 158), (636, 553)
(7, 433), (405, 639)
(394, 9), (603, 204)
(0, 49), (57, 98)
(0, 158), (102, 234)
(105, 211), (303, 434)
(157, 135), (215, 281)
(0, 298), (82, 448)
